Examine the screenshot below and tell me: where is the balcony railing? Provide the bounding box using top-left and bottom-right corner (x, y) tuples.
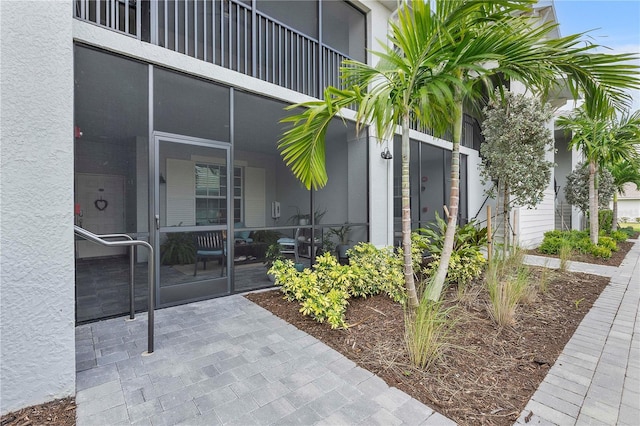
(410, 113), (484, 151)
(74, 0), (348, 98)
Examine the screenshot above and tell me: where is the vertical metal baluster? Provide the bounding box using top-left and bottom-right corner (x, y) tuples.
(96, 0), (101, 28)
(116, 0), (121, 31)
(251, 2), (256, 77)
(284, 29), (288, 88)
(296, 34), (300, 92)
(195, 0), (199, 59)
(174, 0), (178, 52)
(164, 0), (168, 48)
(277, 26), (281, 86)
(136, 0), (142, 39)
(258, 16), (262, 79)
(213, 0), (217, 64)
(204, 0), (208, 61)
(125, 0), (129, 34)
(221, 0), (225, 67)
(312, 43), (316, 97)
(244, 8), (248, 74)
(228, 2), (232, 69)
(185, 1), (189, 55)
(271, 22), (275, 83)
(236, 4), (240, 72)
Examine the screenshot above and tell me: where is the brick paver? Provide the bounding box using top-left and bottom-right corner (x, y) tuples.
(75, 292), (451, 425)
(517, 239), (640, 425)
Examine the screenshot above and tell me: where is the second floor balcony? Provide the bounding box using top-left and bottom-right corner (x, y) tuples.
(74, 0), (366, 98)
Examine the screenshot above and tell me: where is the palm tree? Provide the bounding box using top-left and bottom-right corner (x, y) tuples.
(557, 109), (640, 243)
(609, 158), (640, 232)
(279, 0), (640, 306)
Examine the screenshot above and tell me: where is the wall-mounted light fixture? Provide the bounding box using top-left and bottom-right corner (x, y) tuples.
(380, 147), (393, 160)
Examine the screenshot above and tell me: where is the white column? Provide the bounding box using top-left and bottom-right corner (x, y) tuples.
(0, 1), (76, 414)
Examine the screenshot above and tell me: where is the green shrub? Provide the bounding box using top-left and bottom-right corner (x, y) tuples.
(597, 236), (617, 252)
(539, 236), (563, 254)
(619, 227), (636, 238)
(270, 245), (408, 329)
(347, 243), (407, 304)
(610, 230), (628, 243)
(590, 245), (612, 259)
(573, 237), (595, 254)
(416, 214), (487, 290)
(599, 209), (613, 233)
(270, 256), (350, 329)
(542, 230), (564, 239)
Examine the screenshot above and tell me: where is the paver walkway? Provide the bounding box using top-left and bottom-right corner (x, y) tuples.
(76, 239), (640, 425)
(516, 239), (640, 425)
(75, 294), (455, 425)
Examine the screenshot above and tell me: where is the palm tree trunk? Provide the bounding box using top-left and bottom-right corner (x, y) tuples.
(589, 160), (599, 244)
(402, 115), (419, 310)
(612, 192), (618, 232)
(427, 101), (462, 302)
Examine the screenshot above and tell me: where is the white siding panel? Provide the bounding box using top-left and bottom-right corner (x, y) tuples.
(517, 188), (556, 249)
(244, 167), (266, 227)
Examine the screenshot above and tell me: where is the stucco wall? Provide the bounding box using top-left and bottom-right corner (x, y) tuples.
(0, 1), (76, 414)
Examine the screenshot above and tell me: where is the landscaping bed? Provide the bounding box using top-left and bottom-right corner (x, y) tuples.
(247, 268), (610, 425)
(529, 240), (633, 266)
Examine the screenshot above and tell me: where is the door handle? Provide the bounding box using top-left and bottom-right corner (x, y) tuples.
(155, 215), (160, 230)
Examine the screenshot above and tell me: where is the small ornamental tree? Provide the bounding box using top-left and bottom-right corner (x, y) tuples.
(480, 90), (555, 249)
(565, 162), (615, 215)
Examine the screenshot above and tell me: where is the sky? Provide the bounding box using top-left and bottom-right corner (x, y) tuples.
(552, 0), (640, 112)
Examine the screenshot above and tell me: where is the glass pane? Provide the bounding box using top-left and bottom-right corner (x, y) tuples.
(160, 140), (229, 227)
(158, 229), (229, 305)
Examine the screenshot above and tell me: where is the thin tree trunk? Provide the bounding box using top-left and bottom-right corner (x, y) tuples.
(402, 115), (419, 310)
(427, 100), (462, 302)
(589, 160), (599, 244)
(503, 181), (509, 257)
(612, 192), (618, 232)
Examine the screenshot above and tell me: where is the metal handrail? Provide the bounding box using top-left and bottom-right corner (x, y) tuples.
(74, 226), (155, 355)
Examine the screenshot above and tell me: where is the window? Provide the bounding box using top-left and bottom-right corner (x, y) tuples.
(195, 163), (243, 225)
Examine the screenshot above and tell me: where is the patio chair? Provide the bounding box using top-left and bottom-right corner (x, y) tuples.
(193, 231), (226, 277)
(277, 228), (300, 263)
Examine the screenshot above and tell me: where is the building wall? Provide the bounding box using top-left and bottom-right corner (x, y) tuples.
(516, 118), (557, 248)
(0, 1), (76, 414)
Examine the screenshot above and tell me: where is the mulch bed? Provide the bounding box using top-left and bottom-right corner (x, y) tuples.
(529, 240), (634, 266)
(1, 398), (75, 426)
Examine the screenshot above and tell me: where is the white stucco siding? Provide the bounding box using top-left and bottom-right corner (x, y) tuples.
(1, 1), (76, 414)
